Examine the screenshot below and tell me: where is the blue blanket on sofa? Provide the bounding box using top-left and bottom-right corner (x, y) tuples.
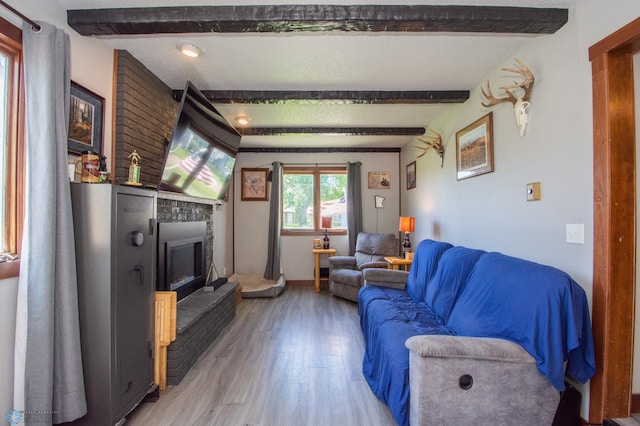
(359, 240), (454, 425)
(446, 252), (596, 390)
(359, 286), (454, 425)
(358, 240), (595, 426)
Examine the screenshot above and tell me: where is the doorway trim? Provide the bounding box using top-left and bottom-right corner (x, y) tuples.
(589, 17), (640, 423)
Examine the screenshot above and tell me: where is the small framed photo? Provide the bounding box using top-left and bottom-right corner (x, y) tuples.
(456, 112), (494, 181)
(368, 171), (391, 189)
(241, 168), (269, 201)
(313, 239), (322, 249)
(406, 162), (416, 190)
(68, 81), (104, 155)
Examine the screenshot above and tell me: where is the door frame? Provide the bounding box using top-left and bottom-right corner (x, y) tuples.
(589, 18), (640, 423)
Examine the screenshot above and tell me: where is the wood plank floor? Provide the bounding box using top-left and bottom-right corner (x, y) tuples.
(126, 286), (397, 426)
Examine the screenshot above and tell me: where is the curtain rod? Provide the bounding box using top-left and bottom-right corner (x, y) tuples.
(0, 1), (40, 31)
(282, 163), (347, 166)
(234, 161), (359, 172)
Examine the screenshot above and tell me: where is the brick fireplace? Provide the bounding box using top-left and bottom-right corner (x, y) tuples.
(114, 50), (237, 387)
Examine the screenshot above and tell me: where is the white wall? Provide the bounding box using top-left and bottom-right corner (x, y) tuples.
(400, 0), (640, 418)
(234, 152), (400, 279)
(0, 0), (116, 417)
(212, 196), (234, 279)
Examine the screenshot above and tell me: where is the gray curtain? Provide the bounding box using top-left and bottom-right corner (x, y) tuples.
(347, 162), (363, 255)
(14, 22), (87, 424)
(264, 162), (282, 280)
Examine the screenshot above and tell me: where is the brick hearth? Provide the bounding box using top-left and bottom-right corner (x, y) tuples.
(167, 282), (238, 386)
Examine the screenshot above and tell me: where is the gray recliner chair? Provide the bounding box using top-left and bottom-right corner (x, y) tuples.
(328, 232), (397, 302)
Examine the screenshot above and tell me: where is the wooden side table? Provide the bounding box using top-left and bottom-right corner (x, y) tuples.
(312, 248), (336, 292)
(384, 256), (413, 271)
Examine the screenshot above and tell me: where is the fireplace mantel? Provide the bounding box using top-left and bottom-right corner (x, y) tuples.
(157, 190), (223, 206)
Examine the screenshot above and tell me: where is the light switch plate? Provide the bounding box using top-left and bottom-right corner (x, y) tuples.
(566, 224), (585, 244)
(526, 182), (541, 201)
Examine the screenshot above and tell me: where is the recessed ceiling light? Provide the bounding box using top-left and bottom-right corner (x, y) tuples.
(236, 116), (251, 126)
(177, 41), (203, 58)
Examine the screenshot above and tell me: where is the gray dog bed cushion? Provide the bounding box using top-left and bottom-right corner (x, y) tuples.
(229, 273), (286, 298)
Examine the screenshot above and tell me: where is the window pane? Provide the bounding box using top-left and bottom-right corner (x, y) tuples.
(283, 173), (313, 229)
(0, 52), (8, 252)
(319, 173), (346, 229)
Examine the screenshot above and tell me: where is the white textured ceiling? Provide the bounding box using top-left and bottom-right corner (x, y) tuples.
(58, 0), (576, 149)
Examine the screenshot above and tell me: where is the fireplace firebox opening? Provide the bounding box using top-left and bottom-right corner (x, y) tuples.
(158, 221), (207, 301)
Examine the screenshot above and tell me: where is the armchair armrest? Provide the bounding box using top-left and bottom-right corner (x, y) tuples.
(359, 261), (389, 270)
(328, 256), (356, 273)
(405, 335), (559, 426)
(362, 268), (409, 289)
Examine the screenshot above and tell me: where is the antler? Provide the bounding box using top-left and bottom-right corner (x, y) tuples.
(415, 128), (443, 161)
(480, 59), (535, 107)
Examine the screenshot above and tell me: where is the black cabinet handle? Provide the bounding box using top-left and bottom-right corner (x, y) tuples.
(134, 265), (144, 286)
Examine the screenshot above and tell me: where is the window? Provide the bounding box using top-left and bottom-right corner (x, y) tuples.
(282, 167), (347, 234)
(0, 17), (24, 278)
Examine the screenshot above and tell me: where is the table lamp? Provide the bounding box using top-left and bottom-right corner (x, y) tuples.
(321, 217), (332, 249)
(399, 216), (415, 258)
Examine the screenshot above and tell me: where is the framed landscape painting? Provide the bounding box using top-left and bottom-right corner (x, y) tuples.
(68, 81), (104, 155)
(455, 112), (494, 181)
(406, 161), (416, 190)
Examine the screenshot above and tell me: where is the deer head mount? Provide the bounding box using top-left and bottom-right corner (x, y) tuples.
(480, 59), (535, 136)
(415, 128), (444, 167)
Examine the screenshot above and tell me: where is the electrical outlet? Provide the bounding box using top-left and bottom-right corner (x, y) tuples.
(526, 182), (541, 201)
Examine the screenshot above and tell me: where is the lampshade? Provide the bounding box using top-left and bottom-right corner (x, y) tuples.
(321, 217), (333, 229)
(399, 216), (415, 233)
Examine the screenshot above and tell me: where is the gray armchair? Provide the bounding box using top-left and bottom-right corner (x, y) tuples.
(329, 232), (397, 301)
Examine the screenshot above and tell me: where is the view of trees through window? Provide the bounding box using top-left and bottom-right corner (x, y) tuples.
(282, 168), (347, 230)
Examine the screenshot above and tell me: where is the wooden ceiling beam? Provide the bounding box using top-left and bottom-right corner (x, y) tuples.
(182, 90), (470, 105)
(236, 127), (425, 136)
(67, 5), (568, 36)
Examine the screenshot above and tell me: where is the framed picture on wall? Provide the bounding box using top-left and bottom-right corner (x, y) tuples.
(241, 168), (269, 201)
(368, 171), (391, 189)
(455, 112), (494, 181)
(68, 81), (104, 155)
(406, 162), (416, 190)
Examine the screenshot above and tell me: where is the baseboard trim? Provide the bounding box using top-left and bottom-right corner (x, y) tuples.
(285, 280), (314, 286)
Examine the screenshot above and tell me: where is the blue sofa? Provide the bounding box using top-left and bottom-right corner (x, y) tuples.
(359, 239), (596, 426)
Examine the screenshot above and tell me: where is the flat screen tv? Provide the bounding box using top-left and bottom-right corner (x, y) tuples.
(159, 81), (241, 200)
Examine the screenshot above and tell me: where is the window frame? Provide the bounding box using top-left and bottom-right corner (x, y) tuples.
(0, 17), (24, 279)
(281, 166), (348, 236)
